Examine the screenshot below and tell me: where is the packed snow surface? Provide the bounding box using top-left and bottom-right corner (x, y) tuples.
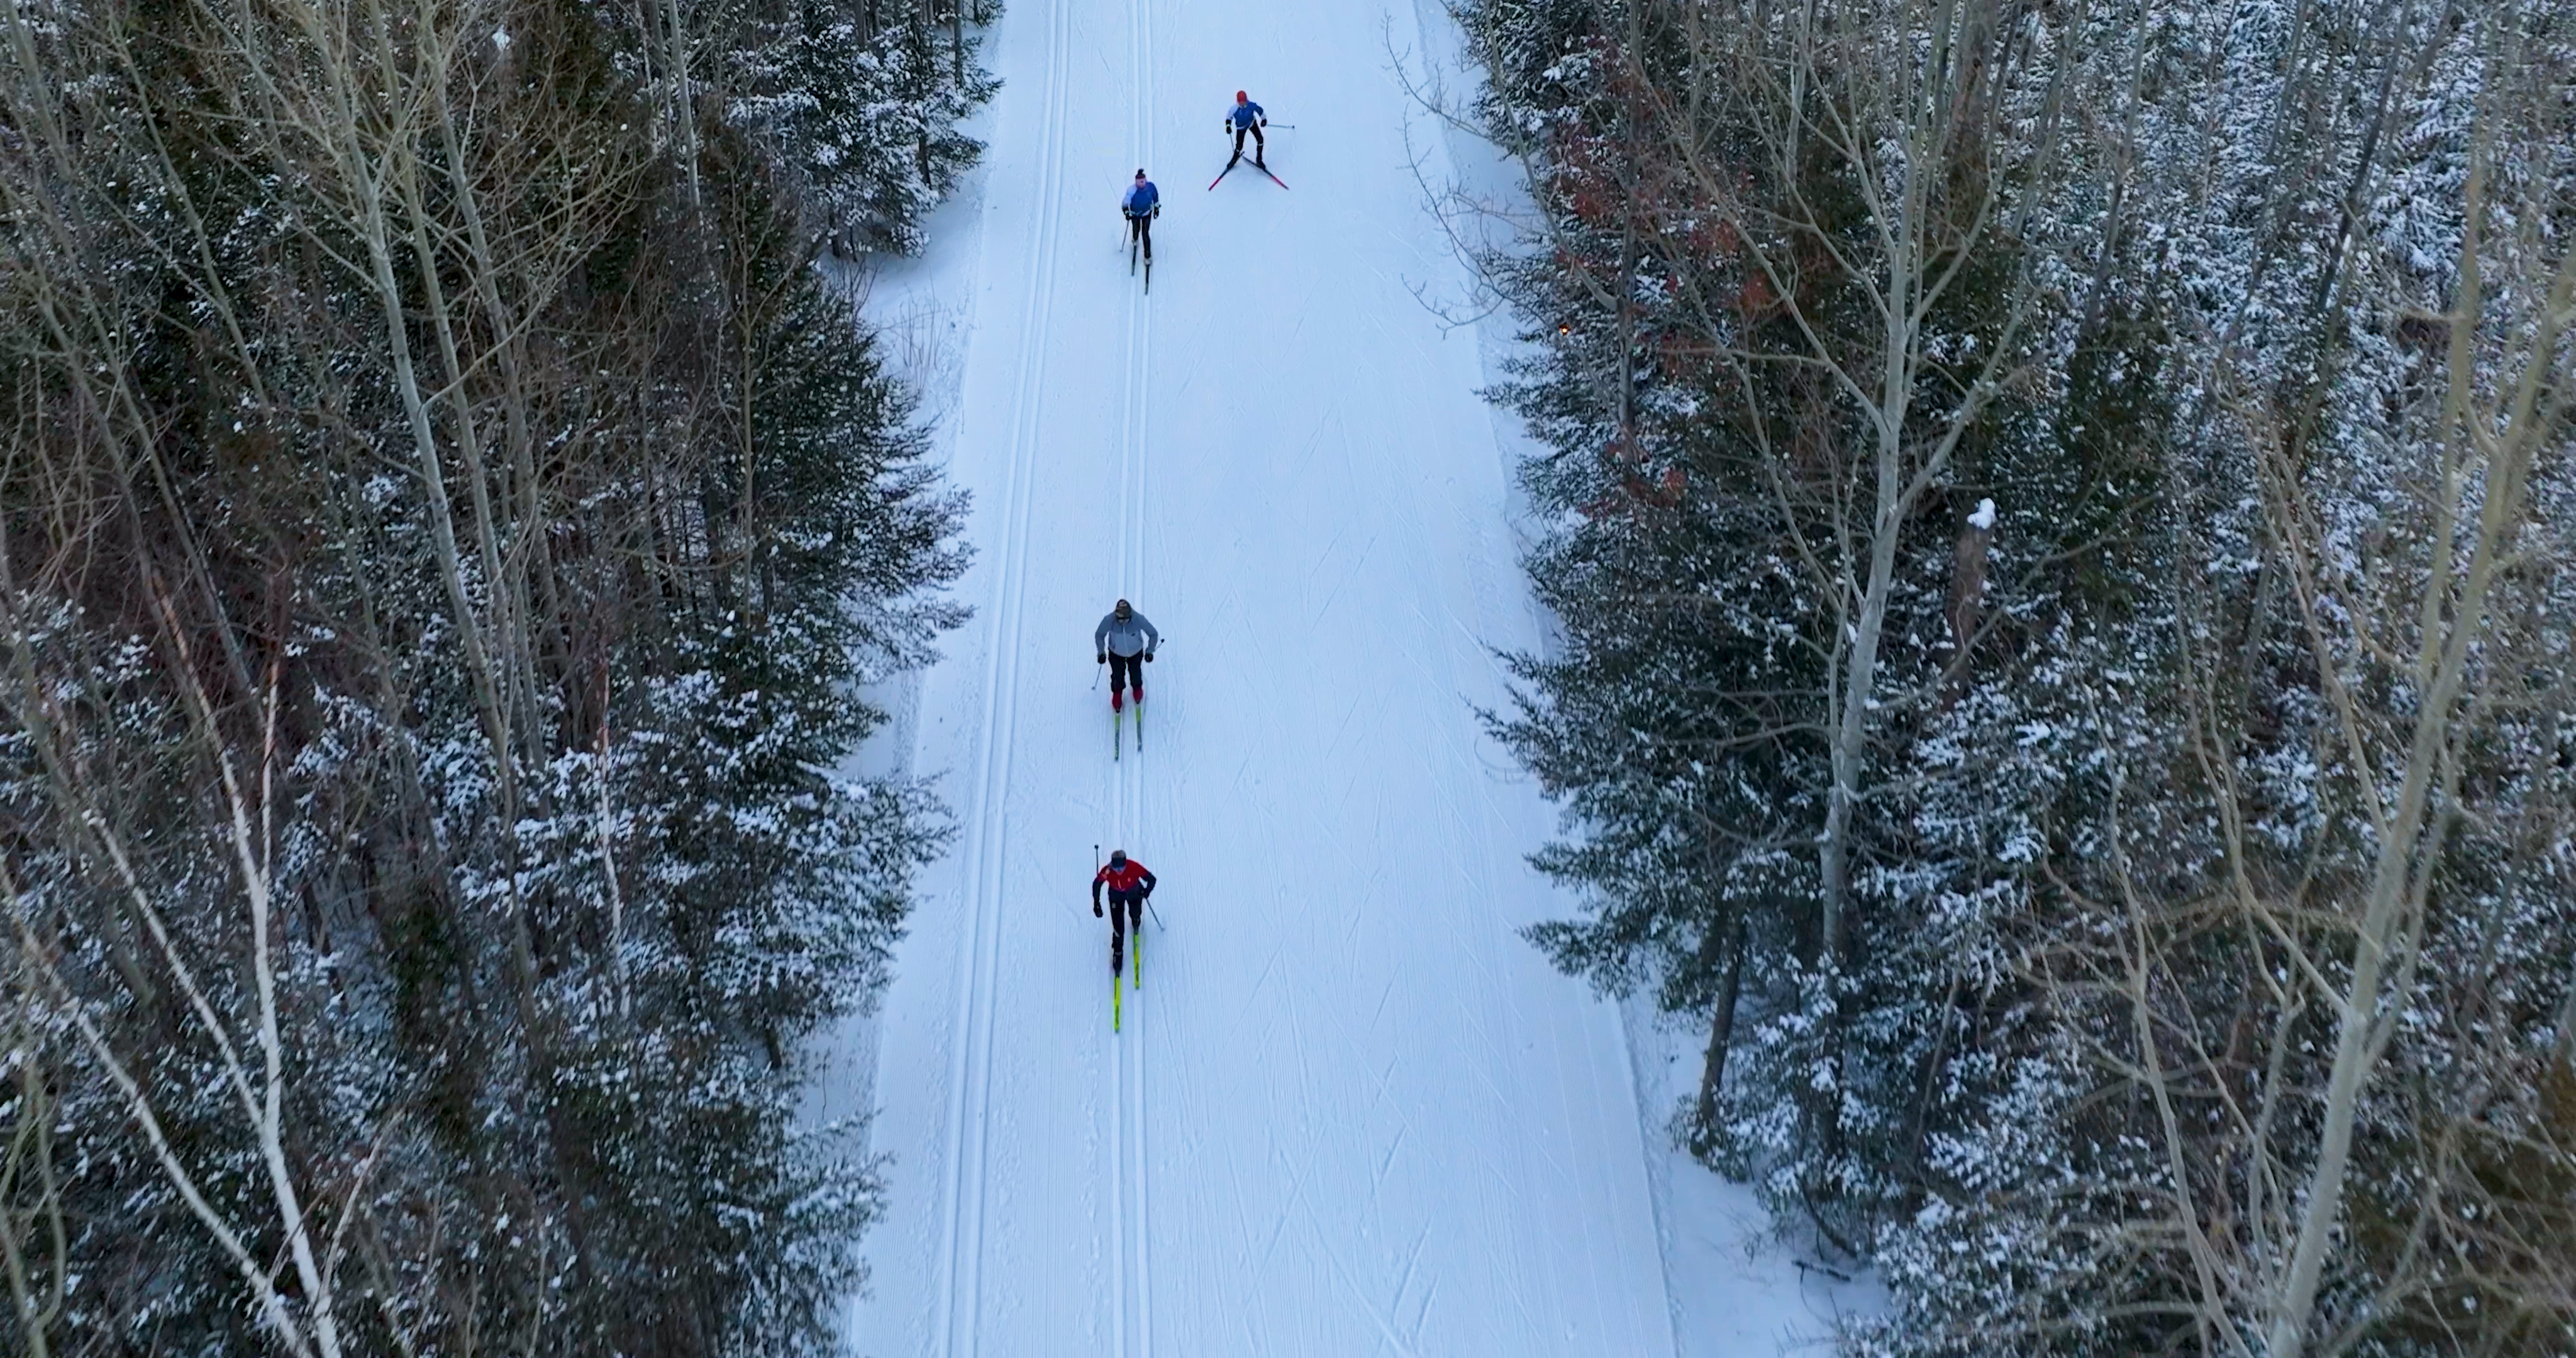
(838, 0), (1843, 1350)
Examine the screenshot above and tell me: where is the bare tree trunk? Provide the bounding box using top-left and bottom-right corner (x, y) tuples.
(2257, 143), (2576, 1358)
(1695, 915), (1747, 1136)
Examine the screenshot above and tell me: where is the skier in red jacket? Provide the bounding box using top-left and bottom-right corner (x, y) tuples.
(1092, 849), (1157, 976)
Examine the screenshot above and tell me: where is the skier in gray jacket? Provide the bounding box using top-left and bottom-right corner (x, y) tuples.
(1094, 599), (1160, 712)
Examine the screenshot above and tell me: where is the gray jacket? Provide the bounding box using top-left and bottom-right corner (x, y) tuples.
(1094, 609), (1160, 658)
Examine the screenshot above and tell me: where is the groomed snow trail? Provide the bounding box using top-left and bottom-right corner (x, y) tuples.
(850, 0), (1679, 1348)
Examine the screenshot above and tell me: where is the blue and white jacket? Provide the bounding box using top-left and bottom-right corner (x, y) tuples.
(1123, 181), (1160, 216)
(1226, 99), (1265, 131)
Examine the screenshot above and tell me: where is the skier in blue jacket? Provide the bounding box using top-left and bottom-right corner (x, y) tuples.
(1123, 169), (1161, 261)
(1223, 91), (1267, 170)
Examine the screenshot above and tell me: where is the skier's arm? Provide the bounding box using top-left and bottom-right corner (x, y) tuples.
(1094, 614), (1112, 652)
(1139, 867), (1157, 895)
(1092, 871), (1106, 908)
(1140, 614), (1160, 654)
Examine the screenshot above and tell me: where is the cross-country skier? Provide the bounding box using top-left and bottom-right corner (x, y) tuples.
(1094, 598), (1159, 713)
(1092, 849), (1157, 976)
(1222, 91), (1267, 170)
(1123, 169), (1160, 262)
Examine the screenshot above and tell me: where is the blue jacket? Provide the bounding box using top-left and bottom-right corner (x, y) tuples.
(1227, 100), (1265, 131)
(1123, 181), (1160, 216)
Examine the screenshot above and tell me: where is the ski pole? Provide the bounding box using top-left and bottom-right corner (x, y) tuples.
(1148, 898), (1165, 930)
(1092, 658), (1104, 690)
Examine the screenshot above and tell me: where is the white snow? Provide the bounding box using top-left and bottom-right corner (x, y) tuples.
(1967, 498), (1997, 531)
(834, 0), (1859, 1350)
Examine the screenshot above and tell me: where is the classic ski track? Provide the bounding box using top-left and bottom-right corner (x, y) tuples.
(1109, 0), (1155, 1342)
(929, 0), (1074, 1348)
(1130, 0), (1155, 1344)
(1133, 0), (1164, 1340)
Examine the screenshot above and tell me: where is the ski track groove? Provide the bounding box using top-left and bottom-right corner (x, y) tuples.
(1109, 0), (1157, 1345)
(930, 0), (1074, 1347)
(1132, 0), (1157, 1348)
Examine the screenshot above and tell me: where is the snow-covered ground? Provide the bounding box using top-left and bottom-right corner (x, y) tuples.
(821, 0), (1868, 1350)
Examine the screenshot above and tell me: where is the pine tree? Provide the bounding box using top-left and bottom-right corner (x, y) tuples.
(1, 0), (971, 1350)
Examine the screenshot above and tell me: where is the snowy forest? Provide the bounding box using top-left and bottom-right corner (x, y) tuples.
(1460, 0), (2576, 1353)
(0, 0), (991, 1348)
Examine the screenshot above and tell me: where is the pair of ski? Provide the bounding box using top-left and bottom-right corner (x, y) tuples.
(1208, 159), (1289, 191)
(1113, 927), (1141, 1031)
(1113, 698), (1145, 760)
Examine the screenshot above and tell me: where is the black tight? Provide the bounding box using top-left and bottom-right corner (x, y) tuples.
(1109, 651), (1146, 696)
(1108, 890), (1145, 965)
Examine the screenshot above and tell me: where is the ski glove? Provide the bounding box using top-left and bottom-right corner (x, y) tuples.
(1143, 651), (1154, 663)
(1097, 653), (1108, 663)
(1093, 902), (1104, 918)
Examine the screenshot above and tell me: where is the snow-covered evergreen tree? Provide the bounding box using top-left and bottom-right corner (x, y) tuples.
(0, 0), (969, 1350)
(710, 0), (999, 253)
(1456, 0), (2576, 1350)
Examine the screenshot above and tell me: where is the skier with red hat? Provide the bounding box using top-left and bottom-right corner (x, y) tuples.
(1223, 91), (1267, 170)
(1093, 849), (1157, 980)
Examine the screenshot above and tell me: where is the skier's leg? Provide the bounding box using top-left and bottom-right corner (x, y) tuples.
(1140, 213), (1152, 261)
(1252, 124), (1266, 167)
(1228, 126), (1245, 167)
(1109, 900), (1128, 973)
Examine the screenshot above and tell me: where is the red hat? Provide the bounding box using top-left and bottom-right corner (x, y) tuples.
(1236, 89), (1248, 102)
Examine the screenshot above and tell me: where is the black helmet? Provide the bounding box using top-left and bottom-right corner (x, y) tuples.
(1109, 849), (1128, 865)
(1114, 599), (1131, 616)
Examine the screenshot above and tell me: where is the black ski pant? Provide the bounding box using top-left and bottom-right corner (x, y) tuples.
(1106, 889), (1146, 964)
(1109, 651), (1146, 698)
(1230, 123), (1265, 165)
(1126, 211), (1153, 260)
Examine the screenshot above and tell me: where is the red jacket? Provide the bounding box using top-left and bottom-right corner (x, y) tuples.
(1092, 859), (1156, 903)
